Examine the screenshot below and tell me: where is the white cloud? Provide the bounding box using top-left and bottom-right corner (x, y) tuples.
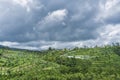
(13, 0), (32, 12)
(98, 24), (120, 43)
(0, 41), (85, 50)
(41, 9), (67, 25)
(13, 0), (29, 7)
(96, 0), (120, 22)
(47, 9), (67, 22)
(35, 9), (68, 31)
(12, 0), (43, 12)
(0, 41), (19, 47)
(105, 0), (119, 10)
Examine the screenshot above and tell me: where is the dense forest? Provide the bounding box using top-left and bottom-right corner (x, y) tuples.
(0, 43), (120, 80)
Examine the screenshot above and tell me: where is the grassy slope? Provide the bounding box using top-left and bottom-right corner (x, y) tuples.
(0, 45), (120, 80)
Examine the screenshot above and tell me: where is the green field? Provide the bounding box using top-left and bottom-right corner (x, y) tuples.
(0, 44), (120, 80)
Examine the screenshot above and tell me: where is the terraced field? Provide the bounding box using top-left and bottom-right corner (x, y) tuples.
(0, 45), (120, 80)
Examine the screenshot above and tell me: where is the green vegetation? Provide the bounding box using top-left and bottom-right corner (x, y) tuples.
(0, 43), (120, 80)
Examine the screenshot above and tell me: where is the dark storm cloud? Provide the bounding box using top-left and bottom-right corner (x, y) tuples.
(0, 0), (120, 50)
(0, 0), (44, 42)
(34, 0), (102, 41)
(0, 0), (102, 42)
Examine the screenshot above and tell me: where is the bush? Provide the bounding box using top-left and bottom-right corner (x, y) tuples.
(113, 43), (120, 56)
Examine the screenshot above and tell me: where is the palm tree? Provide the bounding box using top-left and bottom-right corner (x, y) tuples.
(0, 49), (3, 56)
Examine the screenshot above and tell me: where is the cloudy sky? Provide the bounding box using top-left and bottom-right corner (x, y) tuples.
(0, 0), (120, 50)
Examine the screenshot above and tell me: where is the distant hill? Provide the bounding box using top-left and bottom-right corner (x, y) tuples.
(0, 45), (41, 53)
(0, 45), (8, 48)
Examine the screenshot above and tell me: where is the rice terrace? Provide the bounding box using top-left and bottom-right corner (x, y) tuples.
(0, 44), (120, 80)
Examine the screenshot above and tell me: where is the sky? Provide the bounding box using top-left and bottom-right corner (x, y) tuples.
(0, 0), (120, 50)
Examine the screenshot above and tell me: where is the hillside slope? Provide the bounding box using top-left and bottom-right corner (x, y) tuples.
(0, 44), (120, 80)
